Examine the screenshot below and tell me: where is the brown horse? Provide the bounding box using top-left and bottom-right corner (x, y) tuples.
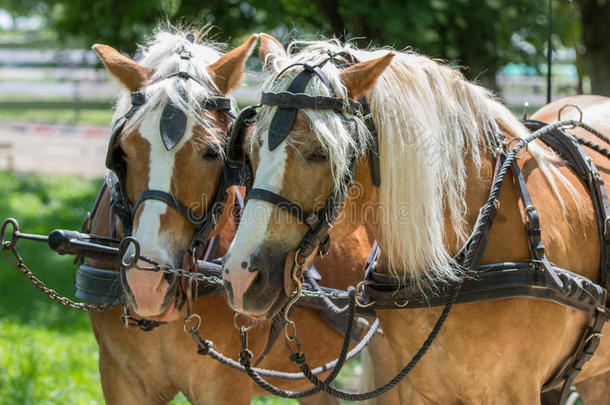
(222, 34), (610, 403)
(89, 29), (394, 404)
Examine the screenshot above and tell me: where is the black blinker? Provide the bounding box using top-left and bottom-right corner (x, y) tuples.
(160, 82), (188, 151)
(268, 69), (314, 150)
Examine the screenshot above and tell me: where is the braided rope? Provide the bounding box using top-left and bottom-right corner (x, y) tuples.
(236, 287), (358, 398)
(192, 317), (379, 380)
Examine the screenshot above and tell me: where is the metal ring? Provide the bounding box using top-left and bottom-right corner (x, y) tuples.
(233, 313), (254, 332)
(394, 299), (409, 308)
(284, 320), (298, 341)
(506, 136), (529, 157)
(355, 280), (376, 308)
(294, 248), (306, 266)
(0, 218), (19, 249)
(118, 236), (140, 269)
(285, 334), (302, 354)
(558, 103), (584, 129)
(183, 313), (202, 334)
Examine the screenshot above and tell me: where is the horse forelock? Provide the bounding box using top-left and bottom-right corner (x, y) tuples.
(112, 28), (236, 144)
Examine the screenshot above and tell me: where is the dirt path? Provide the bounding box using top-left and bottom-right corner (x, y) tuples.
(0, 123), (108, 178)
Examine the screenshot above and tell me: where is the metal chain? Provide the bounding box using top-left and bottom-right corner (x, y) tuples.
(1, 239), (118, 312)
(126, 256), (350, 300)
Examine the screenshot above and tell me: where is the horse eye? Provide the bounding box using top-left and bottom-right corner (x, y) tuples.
(307, 148), (328, 162)
(202, 148), (221, 160)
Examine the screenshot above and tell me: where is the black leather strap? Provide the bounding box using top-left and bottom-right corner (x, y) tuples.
(246, 188), (318, 229)
(510, 160), (564, 289)
(361, 98), (381, 187)
(525, 119), (610, 292)
(362, 262), (606, 313)
(261, 92), (363, 115)
(132, 190), (199, 226)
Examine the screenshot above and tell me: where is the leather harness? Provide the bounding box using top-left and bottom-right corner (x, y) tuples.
(360, 119), (610, 401)
(82, 45), (610, 400)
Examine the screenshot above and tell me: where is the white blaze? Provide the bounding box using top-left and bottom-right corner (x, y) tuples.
(132, 107), (195, 264)
(224, 134), (288, 307)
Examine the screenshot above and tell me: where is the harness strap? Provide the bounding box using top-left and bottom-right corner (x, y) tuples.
(362, 262), (606, 313)
(543, 307), (607, 401)
(526, 119), (610, 292)
(361, 99), (381, 187)
(247, 188), (318, 229)
(510, 160), (563, 289)
(132, 190), (200, 226)
(261, 92), (363, 116)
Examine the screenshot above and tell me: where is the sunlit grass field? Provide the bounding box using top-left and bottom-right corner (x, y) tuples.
(0, 171), (359, 404)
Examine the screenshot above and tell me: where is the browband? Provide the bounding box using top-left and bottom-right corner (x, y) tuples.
(261, 92), (363, 116)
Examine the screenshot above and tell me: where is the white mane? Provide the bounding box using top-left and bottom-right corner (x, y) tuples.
(112, 27), (235, 137)
(257, 39), (565, 284)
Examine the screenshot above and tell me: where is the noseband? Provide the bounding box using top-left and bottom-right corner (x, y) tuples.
(227, 53), (381, 263)
(106, 43), (244, 258)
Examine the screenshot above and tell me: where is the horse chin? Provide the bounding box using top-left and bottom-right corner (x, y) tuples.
(264, 293), (289, 319)
(124, 263), (181, 320)
(146, 298), (181, 322)
(248, 290), (289, 320)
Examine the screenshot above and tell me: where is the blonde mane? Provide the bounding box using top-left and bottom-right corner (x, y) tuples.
(112, 26), (235, 139)
(256, 39), (566, 284)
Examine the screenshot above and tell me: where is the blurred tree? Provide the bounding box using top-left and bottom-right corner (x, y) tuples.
(0, 0), (600, 94)
(579, 0), (610, 95)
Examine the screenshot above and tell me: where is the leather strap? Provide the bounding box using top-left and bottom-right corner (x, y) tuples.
(525, 119), (610, 292)
(510, 160), (563, 289)
(361, 98), (381, 187)
(132, 190), (200, 227)
(362, 262), (606, 313)
(261, 92), (363, 116)
(247, 188), (318, 229)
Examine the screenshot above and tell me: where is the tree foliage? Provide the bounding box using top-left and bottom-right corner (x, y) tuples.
(0, 0), (590, 91)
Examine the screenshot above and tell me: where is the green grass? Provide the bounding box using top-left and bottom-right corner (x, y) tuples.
(0, 172), (105, 404)
(0, 171), (358, 404)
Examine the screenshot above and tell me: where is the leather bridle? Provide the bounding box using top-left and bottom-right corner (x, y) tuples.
(106, 44), (244, 259)
(227, 53), (381, 264)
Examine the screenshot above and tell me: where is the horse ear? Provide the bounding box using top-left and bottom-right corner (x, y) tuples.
(208, 33), (259, 95)
(339, 52), (394, 99)
(92, 44), (154, 92)
(258, 33), (287, 73)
